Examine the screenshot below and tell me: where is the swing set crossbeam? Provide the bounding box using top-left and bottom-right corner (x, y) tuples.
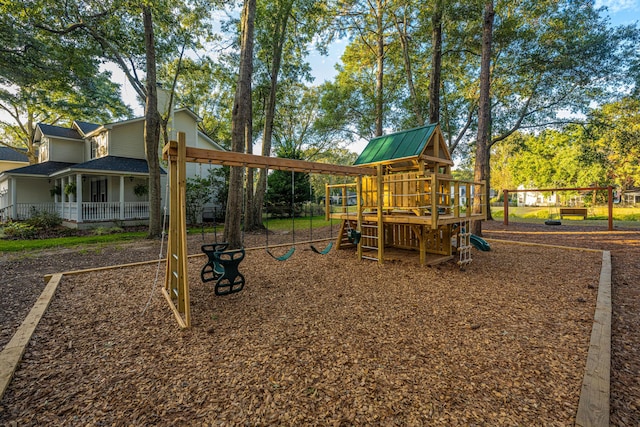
(163, 145), (376, 176)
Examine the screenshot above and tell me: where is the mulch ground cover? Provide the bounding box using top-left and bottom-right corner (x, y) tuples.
(0, 220), (638, 425)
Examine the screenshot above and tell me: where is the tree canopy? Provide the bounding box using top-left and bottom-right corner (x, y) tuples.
(2, 0), (640, 228)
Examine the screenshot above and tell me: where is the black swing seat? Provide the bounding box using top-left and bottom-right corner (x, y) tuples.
(212, 248), (246, 296)
(201, 243), (229, 282)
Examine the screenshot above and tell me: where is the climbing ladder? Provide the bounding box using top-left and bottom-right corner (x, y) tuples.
(359, 222), (380, 262)
(456, 219), (473, 269)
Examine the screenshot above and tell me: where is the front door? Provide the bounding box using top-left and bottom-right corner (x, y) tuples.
(91, 178), (108, 202)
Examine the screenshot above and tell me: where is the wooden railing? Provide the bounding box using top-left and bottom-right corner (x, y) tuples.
(328, 173), (486, 220)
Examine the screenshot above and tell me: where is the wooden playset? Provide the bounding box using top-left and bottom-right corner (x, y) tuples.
(162, 125), (486, 327)
(327, 124), (487, 266)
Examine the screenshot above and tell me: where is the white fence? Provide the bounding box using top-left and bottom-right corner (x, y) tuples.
(1, 202), (150, 223)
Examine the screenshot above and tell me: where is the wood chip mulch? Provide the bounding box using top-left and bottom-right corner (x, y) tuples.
(0, 227), (605, 426)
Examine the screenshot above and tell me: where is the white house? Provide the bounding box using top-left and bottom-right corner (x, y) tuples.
(515, 185), (558, 207)
(0, 108), (225, 228)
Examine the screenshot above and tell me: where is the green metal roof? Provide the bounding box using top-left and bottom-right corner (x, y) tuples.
(354, 124), (438, 166)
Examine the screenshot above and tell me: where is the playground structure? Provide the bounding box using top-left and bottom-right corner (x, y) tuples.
(502, 186), (615, 231)
(327, 124), (487, 266)
(162, 125), (486, 327)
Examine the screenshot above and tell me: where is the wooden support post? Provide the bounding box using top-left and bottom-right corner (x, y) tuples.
(177, 133), (189, 321)
(164, 141), (178, 296)
(356, 176), (363, 260)
(431, 173), (438, 230)
(503, 189), (509, 226)
(162, 132), (190, 328)
(607, 186), (613, 231)
(376, 164), (384, 264)
(465, 183), (471, 218)
(454, 182), (460, 219)
(324, 183), (330, 221)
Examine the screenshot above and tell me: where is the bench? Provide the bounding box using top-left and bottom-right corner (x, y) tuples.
(559, 207), (588, 219)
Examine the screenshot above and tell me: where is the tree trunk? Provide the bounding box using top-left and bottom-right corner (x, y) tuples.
(250, 0), (293, 230)
(225, 0), (256, 249)
(472, 1), (494, 237)
(142, 6), (162, 238)
(395, 15), (423, 126)
(375, 0), (384, 137)
(429, 0), (443, 125)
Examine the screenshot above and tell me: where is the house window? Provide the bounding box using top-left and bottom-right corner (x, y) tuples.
(91, 178), (108, 202)
(91, 137), (99, 159)
(40, 139), (49, 162)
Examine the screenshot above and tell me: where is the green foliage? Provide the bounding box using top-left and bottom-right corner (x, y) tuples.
(265, 147), (311, 215)
(134, 183), (149, 198)
(2, 222), (37, 239)
(64, 182), (76, 196)
(50, 186), (62, 197)
(26, 210), (62, 229)
(265, 170), (311, 216)
(186, 176), (214, 225)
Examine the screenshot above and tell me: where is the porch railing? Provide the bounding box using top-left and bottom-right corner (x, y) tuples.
(1, 202), (149, 223)
(81, 202), (150, 221)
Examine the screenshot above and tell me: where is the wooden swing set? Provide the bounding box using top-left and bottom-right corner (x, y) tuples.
(161, 132), (372, 328)
(162, 124), (487, 328)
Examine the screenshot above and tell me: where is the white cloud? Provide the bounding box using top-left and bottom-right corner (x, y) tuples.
(595, 0), (637, 13)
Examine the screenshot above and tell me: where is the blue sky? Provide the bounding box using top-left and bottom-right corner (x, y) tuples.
(597, 0), (640, 25)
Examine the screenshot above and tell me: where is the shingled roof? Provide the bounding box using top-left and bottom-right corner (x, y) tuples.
(70, 156), (166, 175)
(0, 147), (29, 162)
(36, 123), (83, 140)
(5, 161), (75, 176)
(73, 121), (101, 136)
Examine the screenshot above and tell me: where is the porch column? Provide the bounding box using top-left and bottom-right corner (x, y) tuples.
(53, 179), (59, 219)
(120, 176), (125, 220)
(76, 174), (83, 223)
(10, 177), (17, 220)
(54, 179), (59, 203)
(65, 176), (71, 219)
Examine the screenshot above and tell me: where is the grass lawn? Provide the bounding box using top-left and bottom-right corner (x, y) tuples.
(0, 231), (148, 252)
(490, 205), (640, 228)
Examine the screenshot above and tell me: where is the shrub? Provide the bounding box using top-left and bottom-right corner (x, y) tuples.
(27, 209), (62, 229)
(3, 222), (38, 239)
(622, 213), (640, 221)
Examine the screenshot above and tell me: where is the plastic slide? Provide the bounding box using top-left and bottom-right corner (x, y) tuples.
(470, 234), (491, 251)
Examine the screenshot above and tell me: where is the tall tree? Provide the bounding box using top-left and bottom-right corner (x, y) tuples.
(472, 0), (494, 236)
(249, 0), (328, 229)
(0, 1), (130, 163)
(224, 0), (257, 249)
(337, 0), (396, 137)
(142, 5), (163, 237)
(392, 1), (424, 126)
(247, 0), (295, 230)
(428, 0), (443, 125)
